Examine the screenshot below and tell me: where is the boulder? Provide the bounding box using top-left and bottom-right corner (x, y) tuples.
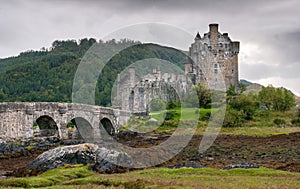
(27, 143), (132, 174)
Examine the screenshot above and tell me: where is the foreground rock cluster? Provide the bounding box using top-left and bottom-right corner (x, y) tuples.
(0, 137), (86, 159)
(0, 137), (64, 158)
(26, 143), (132, 175)
(1, 132), (300, 177)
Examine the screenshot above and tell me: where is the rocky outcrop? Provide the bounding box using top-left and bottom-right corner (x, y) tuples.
(0, 137), (64, 158)
(27, 143), (132, 174)
(0, 137), (85, 159)
(223, 162), (259, 169)
(168, 161), (205, 169)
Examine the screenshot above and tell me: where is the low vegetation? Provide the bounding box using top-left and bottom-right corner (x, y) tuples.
(1, 164), (300, 188)
(121, 83), (300, 136)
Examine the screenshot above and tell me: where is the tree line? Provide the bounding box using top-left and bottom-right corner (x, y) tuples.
(0, 38), (186, 105)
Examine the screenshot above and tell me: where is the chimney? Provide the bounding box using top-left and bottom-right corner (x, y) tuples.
(232, 41), (240, 54)
(209, 23), (219, 46)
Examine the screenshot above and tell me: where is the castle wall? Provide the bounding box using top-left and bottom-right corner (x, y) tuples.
(189, 24), (240, 90)
(116, 24), (239, 113)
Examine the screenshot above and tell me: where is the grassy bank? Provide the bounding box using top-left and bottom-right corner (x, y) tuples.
(1, 164), (300, 188)
(121, 108), (300, 137)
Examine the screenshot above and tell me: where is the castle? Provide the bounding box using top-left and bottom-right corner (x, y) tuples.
(115, 24), (240, 113)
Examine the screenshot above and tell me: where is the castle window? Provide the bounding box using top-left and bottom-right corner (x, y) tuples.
(214, 64), (218, 74)
(232, 69), (234, 74)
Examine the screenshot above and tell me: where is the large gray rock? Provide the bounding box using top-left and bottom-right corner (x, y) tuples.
(27, 143), (132, 174)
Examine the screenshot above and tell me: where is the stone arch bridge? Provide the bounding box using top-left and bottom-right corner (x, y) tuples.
(0, 102), (130, 141)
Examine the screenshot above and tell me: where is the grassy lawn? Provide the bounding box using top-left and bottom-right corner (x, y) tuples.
(122, 108), (300, 136)
(1, 164), (300, 188)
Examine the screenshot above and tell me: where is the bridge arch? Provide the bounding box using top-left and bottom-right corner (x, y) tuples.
(100, 117), (115, 136)
(69, 117), (94, 142)
(35, 115), (59, 137)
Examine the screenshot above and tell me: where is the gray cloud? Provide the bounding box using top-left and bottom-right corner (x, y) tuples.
(0, 0), (300, 93)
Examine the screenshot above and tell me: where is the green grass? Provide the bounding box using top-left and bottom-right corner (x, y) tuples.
(1, 165), (300, 188)
(0, 164), (93, 188)
(149, 108), (218, 121)
(219, 126), (300, 136)
(121, 108), (300, 136)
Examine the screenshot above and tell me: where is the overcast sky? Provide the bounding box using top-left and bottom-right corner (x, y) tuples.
(1, 0), (300, 94)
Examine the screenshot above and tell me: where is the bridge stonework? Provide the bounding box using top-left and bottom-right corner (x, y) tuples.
(0, 102), (130, 140)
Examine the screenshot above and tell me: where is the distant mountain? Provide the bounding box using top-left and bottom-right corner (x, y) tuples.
(239, 79), (263, 95)
(239, 79), (253, 87)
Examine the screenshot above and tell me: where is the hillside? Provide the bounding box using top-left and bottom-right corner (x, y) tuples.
(0, 39), (187, 106)
(240, 80), (263, 95)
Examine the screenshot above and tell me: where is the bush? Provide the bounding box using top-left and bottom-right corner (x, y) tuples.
(150, 98), (166, 111)
(291, 118), (300, 126)
(200, 112), (211, 121)
(167, 101), (180, 109)
(273, 118), (286, 126)
(227, 94), (259, 120)
(223, 107), (245, 127)
(164, 110), (179, 120)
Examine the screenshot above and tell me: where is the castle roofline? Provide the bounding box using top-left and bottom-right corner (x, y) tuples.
(195, 32), (201, 40)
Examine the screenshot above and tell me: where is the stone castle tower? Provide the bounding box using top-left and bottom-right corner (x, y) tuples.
(185, 24), (239, 89)
(115, 24), (240, 113)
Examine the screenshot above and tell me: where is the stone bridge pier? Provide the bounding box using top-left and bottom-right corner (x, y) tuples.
(0, 102), (131, 141)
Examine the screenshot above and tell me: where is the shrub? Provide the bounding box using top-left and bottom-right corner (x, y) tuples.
(227, 94), (259, 120)
(200, 112), (211, 121)
(223, 107), (245, 127)
(167, 101), (180, 109)
(150, 98), (166, 111)
(273, 118), (286, 126)
(164, 110), (179, 120)
(291, 118), (300, 126)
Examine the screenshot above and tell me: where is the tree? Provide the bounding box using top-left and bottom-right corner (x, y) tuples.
(258, 86), (275, 110)
(238, 83), (247, 94)
(227, 94), (259, 120)
(0, 89), (7, 101)
(226, 84), (237, 96)
(191, 82), (212, 108)
(258, 86), (295, 111)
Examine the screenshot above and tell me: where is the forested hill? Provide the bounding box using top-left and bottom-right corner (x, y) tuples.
(0, 39), (187, 106)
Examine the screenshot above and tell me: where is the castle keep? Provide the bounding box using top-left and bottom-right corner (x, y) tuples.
(116, 24), (240, 113)
(185, 24), (239, 89)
